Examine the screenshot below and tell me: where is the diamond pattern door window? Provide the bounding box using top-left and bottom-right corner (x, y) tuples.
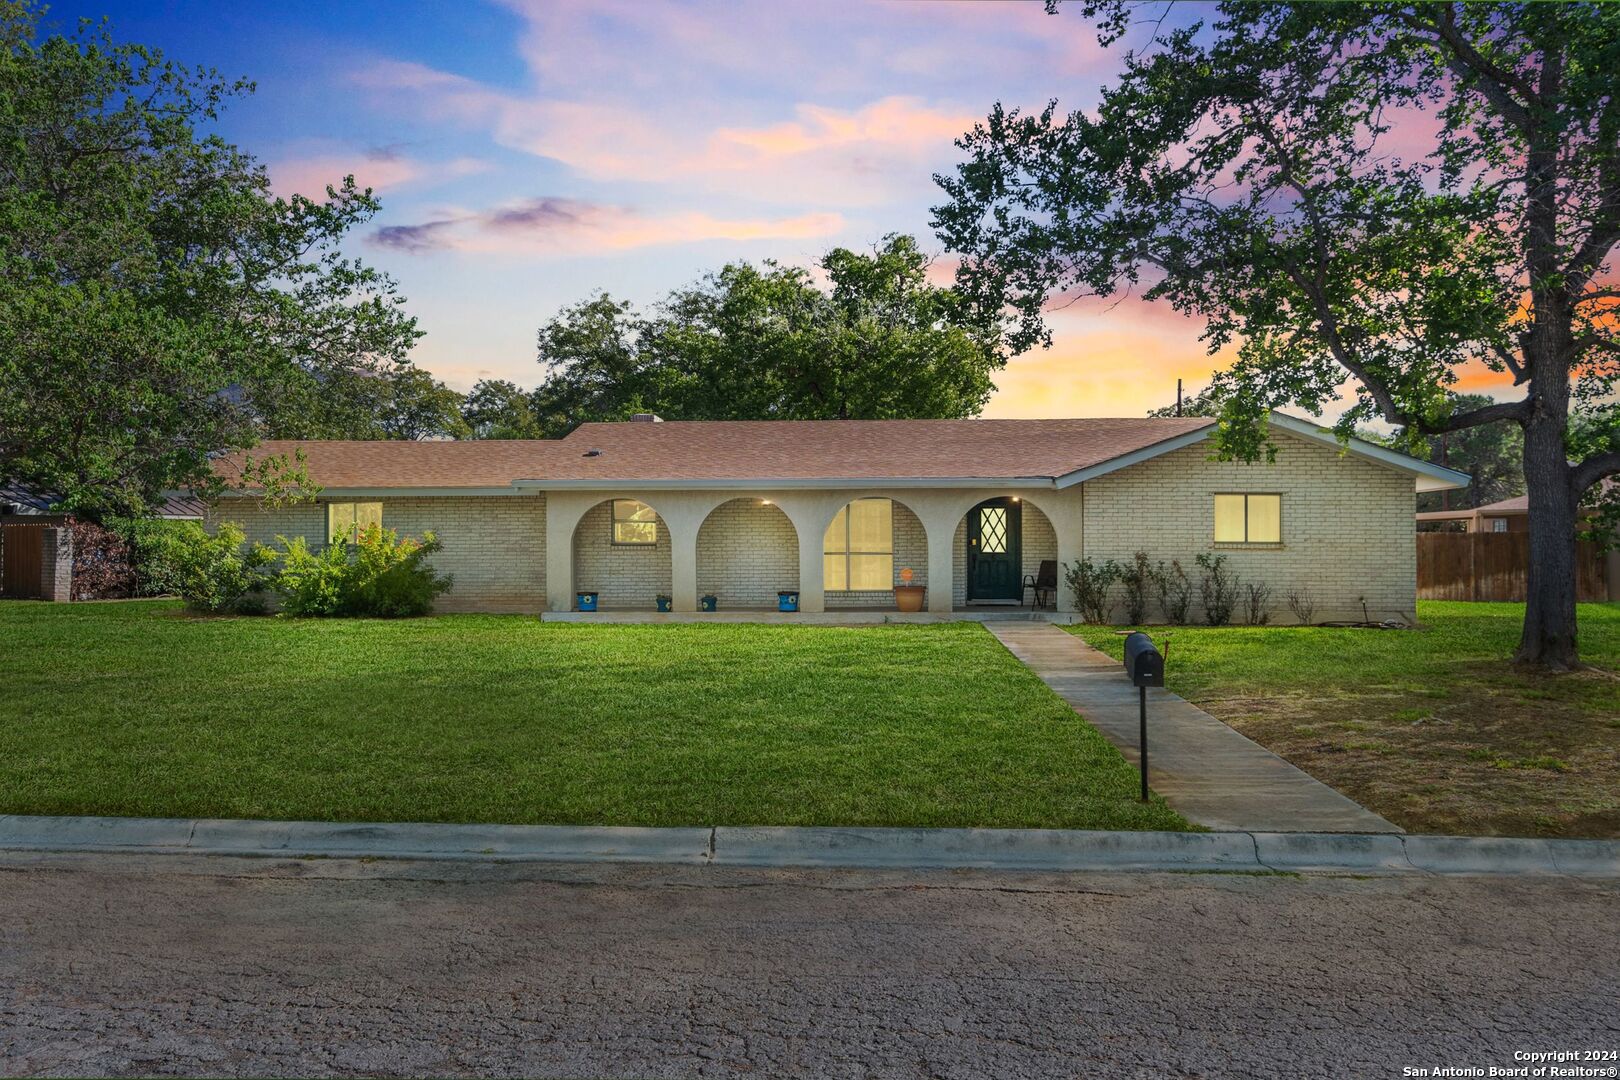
(979, 507), (1008, 553)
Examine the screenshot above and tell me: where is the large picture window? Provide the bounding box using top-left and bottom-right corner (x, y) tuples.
(327, 501), (383, 542)
(824, 498), (894, 590)
(1214, 493), (1282, 544)
(612, 500), (659, 545)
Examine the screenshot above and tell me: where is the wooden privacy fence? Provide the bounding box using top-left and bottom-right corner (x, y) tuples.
(0, 522), (46, 598)
(1417, 532), (1609, 602)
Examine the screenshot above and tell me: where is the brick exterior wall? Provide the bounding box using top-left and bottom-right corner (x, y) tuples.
(206, 495), (548, 613)
(41, 525), (73, 603)
(696, 499), (799, 608)
(825, 501), (929, 610)
(194, 431), (1419, 621)
(572, 500), (671, 609)
(1079, 431), (1416, 624)
(951, 502), (1058, 608)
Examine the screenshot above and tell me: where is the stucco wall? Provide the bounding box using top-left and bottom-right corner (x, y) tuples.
(825, 501), (929, 610)
(205, 494), (548, 613)
(572, 500), (672, 609)
(697, 498), (799, 608)
(1080, 431), (1416, 624)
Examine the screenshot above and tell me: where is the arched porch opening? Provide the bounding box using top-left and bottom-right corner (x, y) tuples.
(696, 498), (800, 609)
(952, 497), (1059, 609)
(570, 497), (673, 610)
(819, 496), (929, 610)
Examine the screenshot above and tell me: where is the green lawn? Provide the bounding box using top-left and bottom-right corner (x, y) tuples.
(0, 600), (1187, 831)
(1071, 602), (1620, 838)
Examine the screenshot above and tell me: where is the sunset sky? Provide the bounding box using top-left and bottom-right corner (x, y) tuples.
(54, 0), (1512, 419)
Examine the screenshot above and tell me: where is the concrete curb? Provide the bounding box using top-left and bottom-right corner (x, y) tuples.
(1, 815), (1617, 877)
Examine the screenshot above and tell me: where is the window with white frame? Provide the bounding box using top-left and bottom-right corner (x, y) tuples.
(612, 500), (659, 545)
(327, 501), (383, 542)
(1213, 493), (1281, 544)
(823, 498), (894, 590)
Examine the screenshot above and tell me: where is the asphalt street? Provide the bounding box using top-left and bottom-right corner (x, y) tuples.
(1, 852), (1616, 1078)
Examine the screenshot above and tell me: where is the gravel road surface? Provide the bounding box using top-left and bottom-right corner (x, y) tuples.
(1, 852), (1616, 1078)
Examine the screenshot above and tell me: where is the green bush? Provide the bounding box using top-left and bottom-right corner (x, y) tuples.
(276, 524), (452, 618)
(117, 517), (197, 597)
(1195, 552), (1240, 626)
(1064, 556), (1123, 623)
(1150, 559), (1194, 624)
(166, 521), (276, 614)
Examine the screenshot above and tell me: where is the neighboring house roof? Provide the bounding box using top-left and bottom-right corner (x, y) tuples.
(1416, 495), (1528, 522)
(0, 483), (205, 519)
(211, 413), (1468, 495)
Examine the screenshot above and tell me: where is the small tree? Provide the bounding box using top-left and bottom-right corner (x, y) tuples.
(1064, 557), (1123, 623)
(1151, 559), (1195, 625)
(1285, 586), (1318, 626)
(1196, 553), (1240, 627)
(1243, 581), (1274, 626)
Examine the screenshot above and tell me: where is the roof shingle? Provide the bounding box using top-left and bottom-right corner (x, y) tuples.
(215, 417), (1218, 491)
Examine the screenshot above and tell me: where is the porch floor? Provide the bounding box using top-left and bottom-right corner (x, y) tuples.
(541, 607), (1077, 625)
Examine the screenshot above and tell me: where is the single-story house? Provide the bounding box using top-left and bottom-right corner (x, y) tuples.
(1416, 494), (1530, 534)
(204, 412), (1468, 623)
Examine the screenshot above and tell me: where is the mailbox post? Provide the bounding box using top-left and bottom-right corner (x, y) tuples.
(1122, 632), (1165, 802)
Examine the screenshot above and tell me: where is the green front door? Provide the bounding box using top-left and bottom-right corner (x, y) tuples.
(967, 498), (1022, 602)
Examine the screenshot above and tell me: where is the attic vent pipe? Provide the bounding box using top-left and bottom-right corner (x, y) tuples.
(583, 448), (603, 457)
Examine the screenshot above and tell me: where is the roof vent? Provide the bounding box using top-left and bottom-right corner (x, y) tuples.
(583, 448), (603, 457)
(629, 412), (663, 422)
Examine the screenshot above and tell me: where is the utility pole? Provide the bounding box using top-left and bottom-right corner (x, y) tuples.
(1175, 379), (1183, 417)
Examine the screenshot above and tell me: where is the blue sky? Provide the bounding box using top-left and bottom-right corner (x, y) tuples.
(48, 0), (1285, 417)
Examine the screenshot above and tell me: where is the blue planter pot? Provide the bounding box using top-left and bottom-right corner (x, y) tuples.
(777, 590), (800, 612)
(655, 595), (672, 612)
(700, 595), (718, 612)
(576, 592), (599, 612)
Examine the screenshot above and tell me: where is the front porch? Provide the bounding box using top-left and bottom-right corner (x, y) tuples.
(538, 486), (1080, 618)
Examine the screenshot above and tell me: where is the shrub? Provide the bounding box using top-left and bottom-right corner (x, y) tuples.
(1285, 586), (1318, 625)
(1195, 552), (1240, 626)
(275, 524), (452, 618)
(274, 535), (352, 616)
(168, 521), (276, 614)
(1064, 556), (1123, 623)
(1119, 550), (1153, 624)
(1150, 559), (1194, 624)
(119, 517), (198, 597)
(67, 517), (134, 600)
(1243, 581), (1273, 625)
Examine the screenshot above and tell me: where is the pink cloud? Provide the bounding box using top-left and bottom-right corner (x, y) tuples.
(373, 196), (843, 257)
(269, 146), (491, 200)
(354, 57), (975, 207)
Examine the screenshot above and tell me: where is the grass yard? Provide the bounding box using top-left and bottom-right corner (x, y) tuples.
(0, 600), (1188, 831)
(1071, 602), (1620, 838)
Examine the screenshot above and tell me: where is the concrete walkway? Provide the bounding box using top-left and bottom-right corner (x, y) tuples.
(988, 624), (1400, 834)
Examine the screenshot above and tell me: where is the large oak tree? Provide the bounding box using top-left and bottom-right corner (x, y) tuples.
(934, 1), (1620, 669)
(519, 234), (1007, 438)
(0, 3), (422, 517)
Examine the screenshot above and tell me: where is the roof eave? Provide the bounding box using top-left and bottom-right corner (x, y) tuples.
(511, 476), (1061, 491)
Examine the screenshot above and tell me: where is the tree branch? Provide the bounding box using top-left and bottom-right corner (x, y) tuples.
(1571, 450), (1620, 496)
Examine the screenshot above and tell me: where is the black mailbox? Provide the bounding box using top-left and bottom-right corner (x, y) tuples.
(1123, 632), (1165, 688)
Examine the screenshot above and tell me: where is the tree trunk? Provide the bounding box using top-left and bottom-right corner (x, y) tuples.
(1515, 412), (1580, 670)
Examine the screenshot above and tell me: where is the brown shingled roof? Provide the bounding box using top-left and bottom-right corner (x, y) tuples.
(546, 418), (1217, 482)
(215, 417), (1218, 491)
